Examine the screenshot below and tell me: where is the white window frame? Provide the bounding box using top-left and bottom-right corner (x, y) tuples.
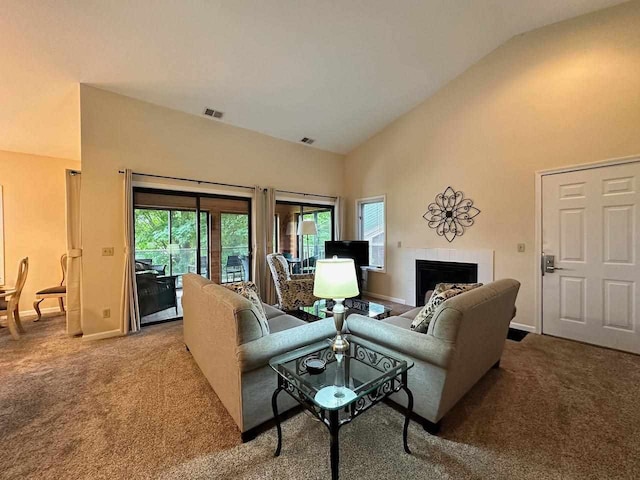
(355, 194), (386, 273)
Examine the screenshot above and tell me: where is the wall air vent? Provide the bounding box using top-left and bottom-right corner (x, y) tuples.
(300, 137), (315, 145)
(203, 108), (224, 119)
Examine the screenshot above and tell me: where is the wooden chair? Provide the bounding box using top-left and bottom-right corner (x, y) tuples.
(33, 254), (67, 321)
(0, 257), (29, 338)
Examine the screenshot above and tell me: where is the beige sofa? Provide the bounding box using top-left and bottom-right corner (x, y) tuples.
(184, 274), (519, 438)
(182, 274), (335, 440)
(347, 278), (520, 432)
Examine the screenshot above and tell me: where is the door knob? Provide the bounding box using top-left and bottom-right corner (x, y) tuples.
(546, 266), (564, 272)
(542, 254), (563, 273)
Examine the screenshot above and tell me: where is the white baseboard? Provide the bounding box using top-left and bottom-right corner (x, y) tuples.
(363, 291), (406, 305)
(510, 321), (536, 333)
(81, 329), (123, 341)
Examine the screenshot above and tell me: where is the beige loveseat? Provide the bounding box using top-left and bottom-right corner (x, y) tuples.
(182, 274), (335, 440)
(348, 279), (520, 432)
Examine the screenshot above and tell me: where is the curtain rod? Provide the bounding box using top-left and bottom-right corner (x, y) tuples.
(117, 170), (337, 199)
(275, 189), (337, 200)
(118, 170), (254, 191)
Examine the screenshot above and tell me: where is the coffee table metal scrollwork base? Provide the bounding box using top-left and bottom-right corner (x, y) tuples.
(270, 340), (414, 480)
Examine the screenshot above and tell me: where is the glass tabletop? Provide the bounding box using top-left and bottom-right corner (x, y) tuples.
(270, 339), (413, 411)
(298, 298), (392, 321)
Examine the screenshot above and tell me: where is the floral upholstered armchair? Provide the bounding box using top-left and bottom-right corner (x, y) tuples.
(266, 253), (317, 310)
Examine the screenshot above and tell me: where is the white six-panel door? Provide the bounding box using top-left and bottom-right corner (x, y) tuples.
(542, 162), (640, 354)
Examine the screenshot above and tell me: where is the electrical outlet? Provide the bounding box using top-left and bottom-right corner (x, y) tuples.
(517, 243), (526, 253)
(102, 247), (114, 256)
(102, 308), (111, 319)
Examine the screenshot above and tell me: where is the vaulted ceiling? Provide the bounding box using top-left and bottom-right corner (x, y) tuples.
(0, 0), (628, 160)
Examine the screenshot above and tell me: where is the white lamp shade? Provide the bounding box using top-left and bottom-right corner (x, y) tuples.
(297, 220), (317, 236)
(313, 257), (360, 299)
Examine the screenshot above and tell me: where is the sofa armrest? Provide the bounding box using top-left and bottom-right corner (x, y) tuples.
(236, 318), (336, 372)
(347, 315), (454, 368)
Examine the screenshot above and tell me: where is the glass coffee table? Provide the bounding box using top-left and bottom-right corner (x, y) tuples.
(294, 298), (392, 323)
(269, 339), (414, 480)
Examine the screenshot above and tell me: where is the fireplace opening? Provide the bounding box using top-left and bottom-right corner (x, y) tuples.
(415, 260), (478, 306)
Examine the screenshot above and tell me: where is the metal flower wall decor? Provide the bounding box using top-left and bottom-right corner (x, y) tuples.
(423, 186), (480, 242)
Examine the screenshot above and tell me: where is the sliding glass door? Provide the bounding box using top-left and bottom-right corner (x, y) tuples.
(274, 201), (334, 274)
(133, 188), (251, 325)
(134, 207), (207, 284)
(220, 212), (250, 283)
(302, 208), (333, 260)
(199, 196), (251, 285)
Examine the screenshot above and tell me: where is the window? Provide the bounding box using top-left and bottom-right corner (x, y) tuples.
(357, 196), (385, 269)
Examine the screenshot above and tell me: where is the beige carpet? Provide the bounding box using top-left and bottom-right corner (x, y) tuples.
(1, 314), (639, 479)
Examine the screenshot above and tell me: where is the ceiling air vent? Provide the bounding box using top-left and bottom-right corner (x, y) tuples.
(300, 137), (315, 145)
(203, 107), (224, 119)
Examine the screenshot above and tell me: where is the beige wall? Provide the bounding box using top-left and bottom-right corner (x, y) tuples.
(344, 2), (640, 328)
(80, 85), (344, 335)
(0, 150), (80, 314)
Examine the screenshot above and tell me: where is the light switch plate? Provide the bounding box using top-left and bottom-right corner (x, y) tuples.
(517, 243), (526, 253)
(102, 308), (111, 319)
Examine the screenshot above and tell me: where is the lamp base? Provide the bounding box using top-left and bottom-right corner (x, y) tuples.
(331, 332), (350, 354)
(330, 300), (349, 354)
(314, 385), (357, 409)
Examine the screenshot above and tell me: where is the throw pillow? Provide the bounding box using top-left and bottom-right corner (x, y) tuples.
(410, 283), (483, 334)
(223, 281), (270, 334)
(224, 280), (259, 294)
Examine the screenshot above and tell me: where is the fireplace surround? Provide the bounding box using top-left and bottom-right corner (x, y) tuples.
(415, 260), (478, 306)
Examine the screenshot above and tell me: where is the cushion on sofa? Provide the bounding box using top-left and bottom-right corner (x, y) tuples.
(223, 281), (269, 334)
(381, 315), (414, 330)
(410, 282), (482, 333)
(263, 303), (285, 320)
(268, 314), (307, 334)
(399, 306), (424, 321)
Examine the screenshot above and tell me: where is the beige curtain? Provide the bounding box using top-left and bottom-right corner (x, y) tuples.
(263, 187), (276, 305)
(251, 187), (277, 305)
(251, 187), (265, 296)
(65, 170), (83, 336)
(121, 169), (140, 334)
(334, 196), (345, 241)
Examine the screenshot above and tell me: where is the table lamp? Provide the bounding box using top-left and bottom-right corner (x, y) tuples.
(313, 256), (360, 353)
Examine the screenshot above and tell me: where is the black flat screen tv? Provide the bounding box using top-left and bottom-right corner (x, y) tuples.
(324, 241), (369, 269)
